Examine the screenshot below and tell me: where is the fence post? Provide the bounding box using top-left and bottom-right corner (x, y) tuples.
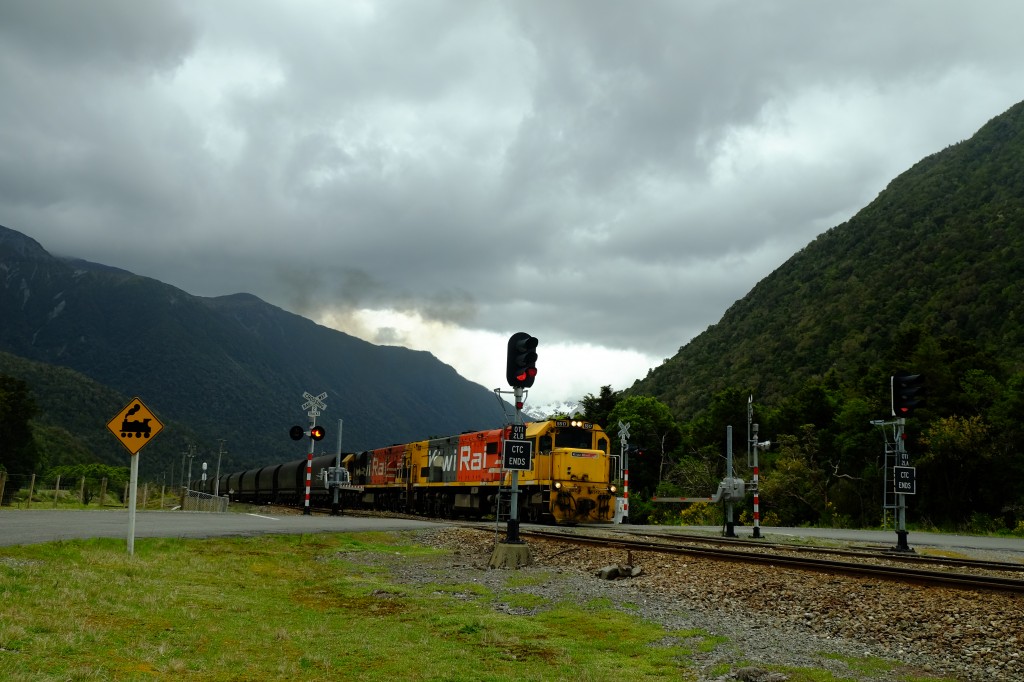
(142, 483), (148, 510)
(54, 475), (61, 508)
(28, 474), (36, 508)
(99, 477), (108, 507)
(79, 477), (86, 505)
(123, 482), (129, 508)
(0, 471), (6, 506)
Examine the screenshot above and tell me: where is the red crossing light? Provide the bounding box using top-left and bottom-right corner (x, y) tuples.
(506, 332), (539, 388)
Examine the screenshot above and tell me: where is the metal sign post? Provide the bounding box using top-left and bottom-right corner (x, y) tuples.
(505, 386), (527, 543)
(872, 416), (915, 552)
(894, 418), (912, 551)
(488, 385), (534, 569)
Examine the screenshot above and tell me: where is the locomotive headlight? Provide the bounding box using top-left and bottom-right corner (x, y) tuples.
(554, 482), (562, 490)
(609, 485), (617, 494)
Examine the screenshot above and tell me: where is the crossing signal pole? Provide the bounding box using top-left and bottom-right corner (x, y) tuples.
(489, 333), (539, 569)
(291, 391), (327, 515)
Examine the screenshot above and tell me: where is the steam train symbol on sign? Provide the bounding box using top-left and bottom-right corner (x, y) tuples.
(119, 403), (152, 439)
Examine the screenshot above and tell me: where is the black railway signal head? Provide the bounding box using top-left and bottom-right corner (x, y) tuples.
(506, 332), (539, 388)
(291, 424), (326, 440)
(892, 373), (926, 417)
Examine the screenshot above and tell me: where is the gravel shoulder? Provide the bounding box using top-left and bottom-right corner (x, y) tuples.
(376, 526), (1023, 682)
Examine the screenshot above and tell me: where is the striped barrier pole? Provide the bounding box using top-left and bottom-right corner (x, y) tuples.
(752, 464), (761, 538)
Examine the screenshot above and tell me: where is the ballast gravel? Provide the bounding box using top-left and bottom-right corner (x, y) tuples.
(372, 526), (1023, 682)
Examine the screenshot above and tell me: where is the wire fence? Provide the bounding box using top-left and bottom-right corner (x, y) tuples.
(0, 472), (225, 511)
(182, 489), (229, 513)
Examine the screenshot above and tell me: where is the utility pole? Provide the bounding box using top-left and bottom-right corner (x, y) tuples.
(185, 445), (195, 491)
(332, 419), (343, 516)
(214, 440), (225, 497)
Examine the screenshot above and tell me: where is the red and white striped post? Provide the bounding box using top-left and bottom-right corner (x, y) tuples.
(749, 396), (763, 539)
(303, 446), (314, 514)
(623, 466), (629, 519)
(752, 464), (761, 537)
(299, 391), (327, 516)
(617, 421), (631, 524)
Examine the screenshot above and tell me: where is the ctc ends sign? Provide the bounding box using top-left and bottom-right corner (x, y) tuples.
(894, 466), (916, 495)
(502, 439), (533, 471)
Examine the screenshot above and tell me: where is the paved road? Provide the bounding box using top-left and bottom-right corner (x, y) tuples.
(0, 509), (441, 547)
(3, 511), (1023, 562)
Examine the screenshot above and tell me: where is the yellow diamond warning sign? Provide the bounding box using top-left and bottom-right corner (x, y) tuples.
(107, 397), (164, 455)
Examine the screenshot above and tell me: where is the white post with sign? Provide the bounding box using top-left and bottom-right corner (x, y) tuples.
(106, 397), (164, 556)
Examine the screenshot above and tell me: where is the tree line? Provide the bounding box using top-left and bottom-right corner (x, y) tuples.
(0, 375), (130, 505)
(6, 320), (1023, 531)
(580, 329), (1024, 533)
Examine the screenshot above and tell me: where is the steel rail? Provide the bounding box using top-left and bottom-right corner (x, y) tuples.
(518, 529), (1024, 594)
(606, 529), (1024, 573)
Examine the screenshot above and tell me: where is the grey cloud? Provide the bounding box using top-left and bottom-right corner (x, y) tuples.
(0, 0), (195, 74)
(3, 0), (1024, 394)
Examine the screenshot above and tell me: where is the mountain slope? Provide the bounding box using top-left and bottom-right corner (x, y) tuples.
(632, 99), (1024, 419)
(0, 226), (509, 475)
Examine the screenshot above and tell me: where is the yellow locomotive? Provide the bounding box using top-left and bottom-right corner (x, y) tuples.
(345, 419), (616, 524)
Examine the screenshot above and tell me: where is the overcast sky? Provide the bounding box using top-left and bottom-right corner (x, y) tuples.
(3, 1), (1024, 408)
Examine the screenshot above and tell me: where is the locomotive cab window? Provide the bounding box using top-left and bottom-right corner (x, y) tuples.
(539, 435), (553, 453)
(597, 437), (608, 453)
(555, 428), (593, 450)
(486, 442), (498, 455)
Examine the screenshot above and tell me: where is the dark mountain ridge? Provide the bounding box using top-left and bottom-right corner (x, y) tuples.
(0, 226), (509, 476)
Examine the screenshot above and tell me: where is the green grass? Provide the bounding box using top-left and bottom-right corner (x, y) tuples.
(0, 532), (706, 681)
(0, 531), (949, 681)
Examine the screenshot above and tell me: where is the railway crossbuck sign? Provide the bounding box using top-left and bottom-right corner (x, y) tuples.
(301, 391), (327, 418)
(106, 397), (164, 455)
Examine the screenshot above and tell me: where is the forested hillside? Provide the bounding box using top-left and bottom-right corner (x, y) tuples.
(615, 99), (1024, 530)
(634, 100), (1024, 418)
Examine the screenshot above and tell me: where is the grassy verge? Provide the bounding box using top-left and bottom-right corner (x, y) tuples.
(0, 531), (948, 681)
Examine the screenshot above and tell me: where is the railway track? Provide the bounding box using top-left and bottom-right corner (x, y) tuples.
(516, 527), (1024, 594)
(602, 527), (1024, 573)
(273, 505), (1024, 593)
